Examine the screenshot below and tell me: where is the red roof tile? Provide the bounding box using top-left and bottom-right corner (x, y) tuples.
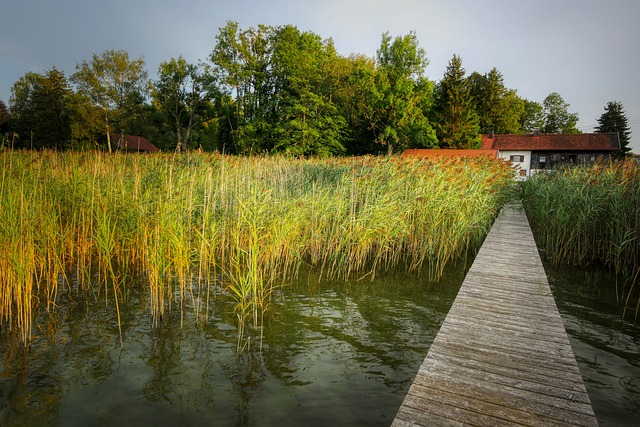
(402, 149), (498, 158)
(481, 133), (620, 151)
(111, 134), (159, 152)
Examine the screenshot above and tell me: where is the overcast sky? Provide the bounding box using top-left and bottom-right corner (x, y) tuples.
(2, 0), (639, 152)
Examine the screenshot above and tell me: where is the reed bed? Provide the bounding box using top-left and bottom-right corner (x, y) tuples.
(0, 151), (514, 347)
(521, 159), (640, 317)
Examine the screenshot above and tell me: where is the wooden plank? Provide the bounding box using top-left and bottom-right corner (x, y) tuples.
(392, 202), (598, 426)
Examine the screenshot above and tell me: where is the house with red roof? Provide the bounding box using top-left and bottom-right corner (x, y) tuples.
(111, 134), (159, 153)
(481, 132), (620, 179)
(401, 148), (498, 159)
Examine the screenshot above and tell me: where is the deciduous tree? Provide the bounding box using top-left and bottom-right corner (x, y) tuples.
(151, 56), (218, 152)
(270, 26), (348, 156)
(542, 92), (579, 134)
(210, 21), (274, 152)
(519, 99), (544, 133)
(359, 32), (436, 154)
(337, 54), (378, 154)
(72, 49), (148, 151)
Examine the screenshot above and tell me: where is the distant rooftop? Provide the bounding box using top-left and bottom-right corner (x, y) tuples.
(402, 149), (498, 158)
(111, 134), (159, 152)
(481, 132), (620, 151)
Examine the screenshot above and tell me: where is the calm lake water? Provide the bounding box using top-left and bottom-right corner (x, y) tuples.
(0, 264), (466, 427)
(1, 260), (638, 426)
(545, 264), (640, 426)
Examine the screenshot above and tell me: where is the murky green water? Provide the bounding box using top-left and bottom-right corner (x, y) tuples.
(0, 264), (466, 427)
(3, 258), (639, 426)
(545, 264), (640, 426)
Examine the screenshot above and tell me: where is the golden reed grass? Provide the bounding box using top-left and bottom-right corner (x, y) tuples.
(522, 158), (640, 319)
(0, 150), (515, 346)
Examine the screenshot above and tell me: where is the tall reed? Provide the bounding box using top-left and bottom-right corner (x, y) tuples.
(0, 150), (514, 346)
(522, 159), (640, 318)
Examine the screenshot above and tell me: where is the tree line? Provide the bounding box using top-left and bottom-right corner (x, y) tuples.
(0, 21), (632, 155)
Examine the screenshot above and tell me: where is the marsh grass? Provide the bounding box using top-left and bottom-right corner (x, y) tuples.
(522, 159), (640, 320)
(0, 151), (514, 347)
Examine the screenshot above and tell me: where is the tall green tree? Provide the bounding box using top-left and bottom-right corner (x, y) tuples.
(269, 25), (347, 156)
(519, 99), (544, 133)
(0, 99), (8, 128)
(360, 32), (436, 154)
(468, 68), (523, 134)
(0, 99), (7, 149)
(9, 72), (41, 147)
(542, 92), (579, 134)
(66, 91), (104, 149)
(9, 68), (72, 149)
(211, 22), (349, 156)
(151, 56), (218, 152)
(72, 49), (148, 152)
(432, 55), (480, 148)
(596, 101), (631, 156)
(336, 54), (378, 154)
(210, 21), (274, 152)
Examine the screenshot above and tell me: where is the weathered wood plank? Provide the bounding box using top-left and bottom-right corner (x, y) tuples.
(392, 202), (598, 426)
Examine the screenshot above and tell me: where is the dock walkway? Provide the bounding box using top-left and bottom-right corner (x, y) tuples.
(393, 202), (598, 426)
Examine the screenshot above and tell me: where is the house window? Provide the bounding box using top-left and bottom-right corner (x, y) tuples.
(539, 155), (546, 163)
(519, 169), (527, 177)
(509, 155), (525, 162)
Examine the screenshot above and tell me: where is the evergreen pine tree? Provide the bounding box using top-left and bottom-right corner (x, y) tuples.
(468, 68), (523, 134)
(596, 101), (631, 157)
(31, 68), (72, 149)
(432, 55), (480, 148)
(0, 99), (8, 127)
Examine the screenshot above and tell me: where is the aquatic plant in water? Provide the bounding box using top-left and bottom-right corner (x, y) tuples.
(0, 151), (514, 347)
(522, 158), (640, 320)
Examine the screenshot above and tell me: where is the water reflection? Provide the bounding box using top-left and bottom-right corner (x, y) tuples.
(1, 263), (466, 426)
(546, 264), (640, 426)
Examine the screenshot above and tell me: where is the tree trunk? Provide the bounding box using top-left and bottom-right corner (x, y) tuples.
(106, 120), (112, 153)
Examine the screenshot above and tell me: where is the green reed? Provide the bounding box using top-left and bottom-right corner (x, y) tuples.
(0, 151), (514, 346)
(522, 159), (640, 318)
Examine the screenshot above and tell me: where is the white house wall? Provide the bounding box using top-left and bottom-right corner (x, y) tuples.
(498, 150), (531, 180)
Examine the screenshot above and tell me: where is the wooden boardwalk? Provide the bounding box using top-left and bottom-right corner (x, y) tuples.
(393, 202), (598, 426)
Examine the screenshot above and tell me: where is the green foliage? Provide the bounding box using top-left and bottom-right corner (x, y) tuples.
(72, 49), (148, 151)
(365, 32), (437, 154)
(596, 101), (632, 157)
(5, 22), (621, 155)
(269, 25), (347, 156)
(432, 55), (480, 148)
(151, 56), (219, 152)
(0, 99), (8, 127)
(522, 159), (640, 317)
(542, 92), (580, 134)
(9, 68), (72, 149)
(519, 99), (544, 133)
(468, 68), (523, 134)
(65, 91), (103, 149)
(210, 21), (274, 152)
(210, 22), (349, 156)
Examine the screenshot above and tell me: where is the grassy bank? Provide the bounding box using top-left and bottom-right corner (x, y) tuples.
(521, 159), (640, 317)
(0, 151), (514, 346)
